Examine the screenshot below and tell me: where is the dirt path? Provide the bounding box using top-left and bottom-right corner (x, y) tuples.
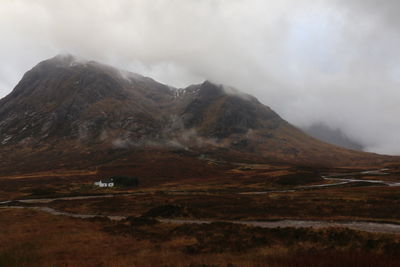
(0, 170), (97, 180)
(0, 206), (127, 220)
(2, 168), (397, 202)
(240, 168), (399, 194)
(1, 168), (399, 234)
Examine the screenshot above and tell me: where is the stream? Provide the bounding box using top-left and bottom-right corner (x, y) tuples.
(1, 205), (400, 234)
(1, 168), (399, 234)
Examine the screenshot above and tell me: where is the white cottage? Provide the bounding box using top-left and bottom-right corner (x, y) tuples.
(94, 178), (114, 188)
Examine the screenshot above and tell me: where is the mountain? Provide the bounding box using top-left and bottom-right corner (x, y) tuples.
(0, 55), (395, 175)
(303, 123), (364, 151)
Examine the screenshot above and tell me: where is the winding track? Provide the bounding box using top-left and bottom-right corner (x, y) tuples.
(1, 168), (399, 234)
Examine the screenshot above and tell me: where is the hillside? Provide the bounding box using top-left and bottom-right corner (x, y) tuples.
(0, 55), (396, 175)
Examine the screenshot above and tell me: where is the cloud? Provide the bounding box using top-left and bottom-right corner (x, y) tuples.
(1, 0), (400, 154)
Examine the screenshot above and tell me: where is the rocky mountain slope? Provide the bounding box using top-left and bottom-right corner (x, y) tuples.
(0, 55), (395, 174)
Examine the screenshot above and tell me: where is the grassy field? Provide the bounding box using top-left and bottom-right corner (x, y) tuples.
(1, 163), (400, 266)
(1, 208), (400, 267)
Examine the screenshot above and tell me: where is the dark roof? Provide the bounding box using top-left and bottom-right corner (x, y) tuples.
(100, 178), (113, 183)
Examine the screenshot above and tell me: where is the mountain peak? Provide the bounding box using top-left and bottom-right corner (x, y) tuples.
(37, 53), (88, 69)
(49, 53), (77, 64)
(0, 55), (393, 172)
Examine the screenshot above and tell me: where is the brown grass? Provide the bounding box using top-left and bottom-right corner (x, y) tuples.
(1, 208), (400, 267)
(1, 163), (400, 266)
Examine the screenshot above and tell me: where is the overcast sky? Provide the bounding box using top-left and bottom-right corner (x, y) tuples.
(1, 0), (400, 155)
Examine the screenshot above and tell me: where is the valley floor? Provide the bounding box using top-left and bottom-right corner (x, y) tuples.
(1, 163), (400, 266)
(1, 208), (400, 267)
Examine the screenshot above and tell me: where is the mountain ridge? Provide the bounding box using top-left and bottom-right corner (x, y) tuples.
(0, 55), (397, 174)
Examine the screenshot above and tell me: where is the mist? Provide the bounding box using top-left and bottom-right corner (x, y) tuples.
(1, 0), (400, 155)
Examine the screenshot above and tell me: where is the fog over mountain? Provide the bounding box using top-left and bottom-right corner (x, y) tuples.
(303, 123), (364, 151)
(1, 0), (400, 155)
